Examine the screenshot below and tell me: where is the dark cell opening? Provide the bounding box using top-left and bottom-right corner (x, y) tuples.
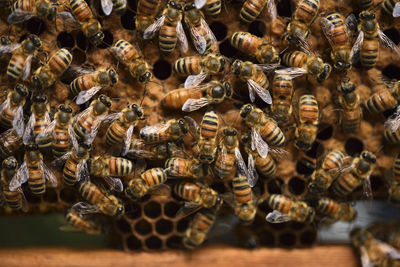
(248, 21), (266, 37)
(383, 107), (397, 119)
(164, 201), (180, 218)
(155, 219), (173, 235)
(300, 230), (317, 246)
(125, 202), (142, 219)
(144, 201), (162, 218)
(24, 189), (41, 204)
(76, 32), (89, 51)
(296, 158), (315, 176)
(277, 0), (292, 18)
(211, 181), (226, 194)
(345, 137), (364, 156)
(269, 221), (287, 230)
(278, 232), (297, 247)
(145, 236), (163, 249)
(60, 67), (77, 85)
(134, 219), (152, 235)
(177, 219), (189, 232)
(260, 230), (275, 246)
(166, 235), (182, 249)
(383, 28), (400, 45)
(121, 9), (136, 30)
(153, 59), (172, 80)
(57, 32), (75, 48)
(370, 176), (384, 191)
(140, 194), (151, 202)
(126, 235), (142, 250)
(305, 142), (323, 159)
(210, 21), (227, 41)
(26, 18), (45, 35)
(97, 30), (113, 49)
(116, 218), (131, 233)
(60, 187), (78, 204)
(219, 39), (238, 58)
(72, 49), (86, 65)
(42, 187), (58, 203)
(289, 222), (306, 231)
(382, 64), (400, 80)
(257, 199), (271, 213)
(128, 0), (137, 10)
(93, 0), (106, 17)
(267, 178), (283, 194)
(288, 177), (306, 195)
(317, 125), (333, 140)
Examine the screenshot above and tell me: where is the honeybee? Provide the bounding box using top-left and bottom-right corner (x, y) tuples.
(330, 151), (376, 199)
(100, 0), (127, 16)
(125, 167), (168, 199)
(195, 110), (220, 164)
(239, 0), (277, 23)
(266, 194), (315, 223)
(230, 32), (280, 65)
(389, 153), (400, 204)
(110, 40), (152, 84)
(135, 0), (161, 33)
(194, 0), (221, 17)
(126, 139), (184, 160)
(165, 157), (206, 179)
(365, 80), (400, 113)
(313, 197), (356, 222)
(214, 126), (241, 179)
(382, 0), (400, 18)
(271, 73), (294, 125)
(0, 129), (23, 159)
(161, 81), (233, 112)
(61, 205), (103, 235)
(351, 11), (400, 70)
(1, 157), (26, 212)
(73, 95), (112, 145)
(70, 67), (118, 105)
(174, 182), (222, 210)
(294, 94), (320, 152)
(174, 54), (228, 88)
(143, 0), (188, 54)
(384, 105), (400, 144)
(105, 104), (144, 155)
(337, 80), (362, 134)
(0, 84), (28, 135)
(9, 143), (57, 196)
(7, 0), (57, 24)
(61, 142), (90, 187)
(140, 118), (190, 144)
(231, 60), (274, 105)
(0, 36), (21, 57)
(309, 150), (345, 194)
(32, 48), (73, 90)
(7, 34), (41, 83)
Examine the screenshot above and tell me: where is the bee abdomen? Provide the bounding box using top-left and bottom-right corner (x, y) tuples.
(360, 39), (379, 69)
(159, 26), (177, 54)
(63, 158), (79, 186)
(256, 155), (276, 178)
(141, 168), (167, 187)
(106, 121), (126, 146)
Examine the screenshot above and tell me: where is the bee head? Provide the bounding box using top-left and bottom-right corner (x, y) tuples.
(318, 63), (332, 81)
(107, 68), (118, 84)
(59, 104), (73, 114)
(361, 151), (376, 164)
(139, 72), (151, 83)
(91, 31), (105, 46)
(360, 11), (375, 20)
(99, 95), (112, 107)
(232, 60), (241, 75)
(13, 84), (28, 101)
(33, 95), (47, 103)
(184, 3), (196, 11)
(240, 104), (253, 118)
(3, 156), (18, 170)
(131, 104), (144, 118)
(26, 143), (39, 151)
(178, 119), (188, 134)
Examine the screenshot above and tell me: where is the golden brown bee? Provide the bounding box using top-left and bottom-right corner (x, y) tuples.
(214, 127), (240, 179)
(70, 67), (118, 105)
(365, 81), (400, 113)
(126, 139), (183, 160)
(32, 48), (73, 90)
(10, 143), (57, 196)
(174, 182), (222, 209)
(331, 151), (376, 198)
(143, 0), (188, 54)
(165, 157), (206, 179)
(382, 0), (400, 18)
(389, 153), (400, 204)
(266, 194), (315, 223)
(7, 0), (58, 24)
(174, 54), (228, 88)
(125, 167), (168, 199)
(1, 157), (26, 212)
(7, 34), (41, 83)
(110, 39), (152, 84)
(0, 36), (19, 57)
(61, 143), (90, 186)
(62, 207), (102, 235)
(384, 107), (400, 144)
(161, 81), (233, 112)
(140, 118), (190, 144)
(135, 0), (161, 33)
(194, 0), (221, 18)
(336, 79), (362, 133)
(294, 94), (320, 152)
(0, 129), (23, 159)
(312, 197), (356, 223)
(196, 110), (220, 164)
(0, 84), (28, 134)
(73, 95), (112, 145)
(239, 0), (277, 23)
(271, 73), (294, 125)
(230, 32), (280, 65)
(309, 150), (345, 194)
(99, 0), (127, 16)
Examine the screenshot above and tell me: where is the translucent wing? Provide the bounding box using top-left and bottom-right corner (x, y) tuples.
(266, 210), (292, 223)
(85, 114), (106, 145)
(275, 67), (307, 78)
(190, 25), (207, 54)
(393, 2), (400, 17)
(251, 128), (269, 159)
(362, 176), (373, 201)
(351, 31), (364, 63)
(10, 162), (28, 191)
(140, 124), (170, 140)
(247, 154), (259, 187)
(184, 116), (199, 134)
(0, 98), (9, 114)
(182, 98), (210, 112)
(266, 0), (277, 21)
(321, 17), (341, 50)
(76, 86), (102, 105)
(7, 9), (34, 24)
(56, 12), (81, 32)
(248, 79), (272, 104)
(102, 112), (120, 123)
(360, 247), (373, 267)
(345, 14), (357, 33)
(176, 202), (202, 219)
(103, 177), (124, 192)
(235, 146), (249, 178)
(68, 65), (95, 76)
(195, 0), (207, 9)
(379, 30), (400, 57)
(13, 106), (25, 137)
(41, 162), (58, 188)
(147, 184), (171, 196)
(23, 114), (36, 144)
(71, 202), (100, 215)
(22, 55), (33, 81)
(177, 21), (189, 53)
(51, 151), (72, 168)
(143, 16), (165, 39)
(101, 0), (113, 15)
(201, 18), (217, 43)
(376, 240), (400, 259)
(184, 72), (208, 88)
(36, 119), (56, 140)
(69, 124), (79, 151)
(122, 125), (135, 156)
(256, 64), (280, 72)
(0, 43), (20, 54)
(77, 160), (90, 182)
(384, 106), (400, 132)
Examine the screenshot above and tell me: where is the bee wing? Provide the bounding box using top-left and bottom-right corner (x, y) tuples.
(0, 98), (9, 114)
(393, 2), (400, 17)
(321, 17), (340, 51)
(184, 115), (199, 133)
(184, 72), (208, 88)
(376, 240), (400, 259)
(147, 184), (171, 196)
(345, 14), (357, 33)
(201, 18), (217, 43)
(68, 124), (79, 151)
(248, 79), (272, 104)
(102, 112), (121, 123)
(266, 0), (277, 21)
(101, 0), (113, 15)
(384, 106), (400, 132)
(251, 128), (269, 159)
(103, 177), (124, 192)
(360, 247), (373, 267)
(10, 162), (28, 192)
(266, 210), (292, 223)
(177, 21), (189, 53)
(0, 43), (20, 54)
(144, 15), (165, 39)
(247, 153), (259, 187)
(176, 202), (202, 219)
(379, 30), (400, 57)
(195, 0), (207, 9)
(77, 160), (90, 182)
(182, 98), (210, 112)
(362, 176), (373, 201)
(222, 192), (235, 209)
(40, 162), (58, 188)
(56, 12), (81, 32)
(122, 125), (135, 156)
(36, 119), (56, 140)
(125, 148), (154, 159)
(269, 147), (289, 160)
(275, 67), (307, 78)
(235, 146), (249, 177)
(76, 86), (103, 105)
(22, 55), (33, 81)
(190, 26), (207, 54)
(13, 106), (25, 137)
(23, 114), (36, 144)
(140, 123), (170, 138)
(71, 202), (100, 215)
(7, 9), (34, 24)
(351, 31), (364, 63)
(256, 64), (280, 72)
(51, 151), (72, 168)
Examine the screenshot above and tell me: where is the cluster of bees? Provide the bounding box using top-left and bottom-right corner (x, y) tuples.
(2, 0), (400, 258)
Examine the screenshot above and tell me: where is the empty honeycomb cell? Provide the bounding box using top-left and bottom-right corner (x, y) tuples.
(269, 221), (287, 230)
(305, 141), (323, 159)
(219, 39), (238, 58)
(76, 32), (89, 51)
(26, 18), (45, 35)
(260, 230), (275, 246)
(155, 219), (173, 235)
(248, 21), (266, 37)
(126, 235), (142, 250)
(210, 21), (227, 41)
(383, 28), (400, 45)
(300, 230), (317, 247)
(42, 188), (58, 203)
(266, 178), (283, 194)
(121, 10), (136, 30)
(288, 177), (306, 196)
(211, 181), (227, 193)
(127, 0), (137, 10)
(257, 199), (270, 213)
(57, 32), (75, 48)
(153, 59), (172, 80)
(125, 202), (142, 219)
(317, 125), (333, 141)
(370, 176), (385, 192)
(24, 189), (41, 204)
(134, 219), (152, 235)
(97, 30), (113, 49)
(59, 187), (78, 204)
(382, 64), (400, 80)
(177, 218), (189, 233)
(276, 0), (292, 17)
(296, 158), (315, 176)
(166, 235), (183, 249)
(144, 201), (162, 219)
(289, 222), (306, 231)
(278, 232), (297, 247)
(116, 218), (132, 233)
(383, 107), (397, 119)
(72, 49), (87, 65)
(163, 201), (180, 218)
(345, 137), (364, 156)
(145, 235), (163, 249)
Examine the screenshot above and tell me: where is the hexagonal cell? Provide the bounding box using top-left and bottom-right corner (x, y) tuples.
(134, 219), (152, 235)
(164, 201), (180, 218)
(219, 39), (237, 58)
(345, 137), (364, 157)
(145, 235), (163, 250)
(289, 222), (306, 231)
(296, 158), (315, 176)
(210, 181), (226, 194)
(177, 218), (189, 233)
(370, 176), (385, 192)
(121, 9), (136, 30)
(278, 232), (297, 247)
(300, 230), (317, 247)
(26, 18), (45, 35)
(125, 202), (142, 219)
(305, 141), (323, 159)
(166, 235), (182, 249)
(144, 201), (162, 219)
(59, 187), (78, 204)
(317, 125), (333, 140)
(57, 32), (75, 48)
(260, 230), (275, 246)
(153, 59), (172, 80)
(288, 177), (306, 196)
(126, 235), (142, 250)
(248, 21), (266, 37)
(210, 21), (227, 41)
(156, 219), (173, 235)
(42, 187), (58, 203)
(268, 221), (287, 231)
(116, 218), (132, 234)
(266, 178), (283, 194)
(97, 30), (113, 49)
(76, 31), (89, 51)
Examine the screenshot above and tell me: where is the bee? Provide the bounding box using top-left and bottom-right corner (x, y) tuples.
(352, 12), (400, 70)
(135, 0), (161, 33)
(382, 0), (400, 18)
(70, 67), (118, 105)
(173, 182), (222, 209)
(337, 80), (362, 134)
(0, 84), (28, 134)
(61, 142), (90, 186)
(110, 39), (152, 84)
(266, 194), (315, 223)
(230, 32), (280, 65)
(271, 73), (294, 125)
(320, 12), (353, 72)
(184, 3), (218, 55)
(73, 95), (112, 145)
(140, 118), (190, 144)
(126, 139), (183, 160)
(62, 206), (103, 235)
(231, 60), (274, 105)
(1, 157), (26, 212)
(194, 0), (221, 18)
(389, 153), (400, 204)
(10, 143), (57, 196)
(161, 81), (233, 112)
(174, 54), (228, 88)
(214, 127), (240, 179)
(331, 151), (376, 198)
(77, 182), (124, 217)
(0, 37), (21, 60)
(7, 34), (41, 83)
(105, 104), (144, 155)
(313, 197), (357, 222)
(125, 167), (168, 199)
(23, 95), (51, 149)
(32, 48), (73, 90)
(7, 0), (57, 24)
(239, 0), (277, 24)
(384, 106), (400, 144)
(143, 0), (188, 54)
(195, 110), (220, 164)
(294, 94), (320, 152)
(0, 129), (23, 159)
(165, 157), (206, 179)
(309, 150), (345, 194)
(100, 0), (127, 16)
(358, 0), (373, 10)
(239, 104), (285, 159)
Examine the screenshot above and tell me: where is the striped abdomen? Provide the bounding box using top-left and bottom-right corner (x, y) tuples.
(70, 0), (93, 22)
(174, 56), (202, 75)
(293, 0), (320, 26)
(34, 116), (52, 149)
(360, 39), (379, 69)
(267, 194), (292, 213)
(14, 0), (33, 12)
(70, 74), (96, 95)
(381, 0), (398, 17)
(165, 157), (191, 177)
(161, 87), (203, 110)
(384, 127), (400, 144)
(141, 168), (167, 187)
(214, 150), (235, 178)
(252, 68), (269, 89)
(200, 110), (219, 140)
(137, 0), (160, 16)
(259, 119), (285, 146)
(205, 0), (221, 17)
(112, 0), (126, 14)
(52, 126), (70, 157)
(74, 112), (96, 140)
(393, 153), (400, 183)
(106, 157), (134, 176)
(183, 208), (216, 249)
(174, 182), (201, 202)
(358, 0), (373, 10)
(230, 32), (262, 56)
(316, 197), (340, 218)
(0, 106), (16, 130)
(331, 171), (361, 197)
(282, 50), (308, 68)
(79, 181), (104, 205)
(0, 130), (22, 158)
(113, 40), (140, 62)
(322, 150), (344, 171)
(255, 154), (276, 178)
(159, 24), (177, 54)
(342, 102), (362, 134)
(27, 164), (45, 195)
(48, 48), (72, 76)
(324, 12), (348, 48)
(365, 89), (397, 113)
(239, 0), (267, 23)
(7, 54), (26, 83)
(299, 94), (319, 124)
(63, 156), (80, 186)
(106, 120), (128, 146)
(3, 188), (23, 211)
(232, 176), (252, 203)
